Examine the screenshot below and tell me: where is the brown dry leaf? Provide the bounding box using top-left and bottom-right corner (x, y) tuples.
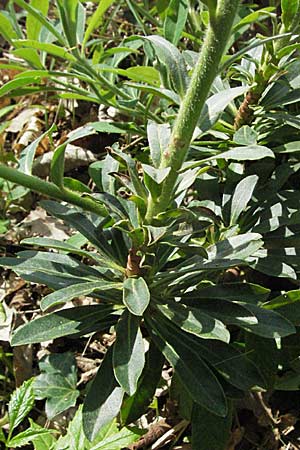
(19, 207), (70, 240)
(127, 420), (171, 450)
(227, 427), (245, 450)
(6, 107), (43, 134)
(0, 294), (14, 342)
(13, 344), (33, 387)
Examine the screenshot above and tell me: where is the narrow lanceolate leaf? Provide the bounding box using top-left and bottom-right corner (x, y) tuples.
(237, 303), (295, 338)
(11, 305), (115, 345)
(281, 0), (300, 30)
(144, 35), (188, 97)
(146, 315), (227, 417)
(156, 302), (230, 343)
(192, 402), (232, 450)
(163, 0), (188, 45)
(147, 121), (171, 168)
(123, 277), (150, 316)
(41, 280), (122, 311)
(8, 379), (34, 432)
(230, 175), (258, 225)
(113, 310), (145, 395)
(26, 0), (49, 40)
(83, 347), (124, 442)
(121, 342), (164, 425)
(192, 339), (266, 391)
(50, 143), (67, 188)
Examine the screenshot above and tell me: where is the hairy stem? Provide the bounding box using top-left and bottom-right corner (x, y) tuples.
(0, 164), (106, 216)
(145, 0), (240, 223)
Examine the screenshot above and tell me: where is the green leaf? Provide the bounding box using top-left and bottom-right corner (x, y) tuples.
(88, 426), (143, 450)
(181, 297), (259, 328)
(230, 175), (258, 225)
(29, 419), (57, 450)
(19, 124), (56, 176)
(41, 280), (122, 311)
(20, 236), (119, 269)
(0, 76), (41, 98)
(12, 39), (77, 62)
(7, 428), (54, 448)
(191, 282), (270, 303)
(26, 0), (49, 41)
(191, 402), (232, 450)
(197, 86), (248, 135)
(83, 0), (114, 48)
(206, 233), (263, 261)
(11, 305), (115, 345)
(233, 125), (258, 145)
(55, 405), (85, 450)
(163, 0), (188, 45)
(83, 347), (124, 442)
(156, 302), (230, 343)
(193, 339), (266, 391)
(183, 145), (275, 172)
(14, 0), (66, 44)
(0, 12), (18, 42)
(34, 353), (79, 419)
(237, 302), (295, 338)
(113, 310), (145, 395)
(8, 379), (34, 432)
(146, 315), (227, 417)
(281, 0), (300, 30)
(56, 0), (85, 47)
(40, 201), (121, 264)
(144, 35), (188, 97)
(147, 121), (171, 168)
(123, 277), (150, 316)
(50, 143), (66, 188)
(121, 342), (164, 425)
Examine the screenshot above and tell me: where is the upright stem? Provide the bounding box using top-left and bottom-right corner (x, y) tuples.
(145, 0), (240, 223)
(0, 164), (106, 216)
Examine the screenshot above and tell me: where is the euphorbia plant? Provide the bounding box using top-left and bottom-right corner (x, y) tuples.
(0, 1), (297, 448)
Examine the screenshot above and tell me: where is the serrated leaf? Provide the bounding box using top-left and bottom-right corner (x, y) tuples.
(11, 305), (115, 345)
(55, 405), (85, 450)
(29, 419), (57, 450)
(34, 353), (79, 419)
(83, 347), (124, 442)
(7, 428), (54, 448)
(123, 277), (150, 316)
(8, 379), (34, 432)
(113, 310), (145, 395)
(230, 175), (258, 225)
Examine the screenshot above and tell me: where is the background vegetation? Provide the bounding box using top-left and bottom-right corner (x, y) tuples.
(1, 0), (300, 449)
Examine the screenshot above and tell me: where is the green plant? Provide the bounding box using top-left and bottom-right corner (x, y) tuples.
(1, 1), (300, 448)
(0, 374), (143, 449)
